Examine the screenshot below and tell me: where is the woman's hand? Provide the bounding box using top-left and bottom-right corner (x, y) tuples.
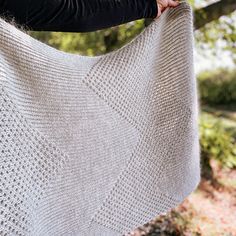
(155, 0), (180, 19)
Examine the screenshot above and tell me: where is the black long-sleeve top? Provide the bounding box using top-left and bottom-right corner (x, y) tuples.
(0, 0), (158, 32)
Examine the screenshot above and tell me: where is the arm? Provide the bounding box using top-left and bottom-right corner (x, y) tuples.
(0, 0), (158, 32)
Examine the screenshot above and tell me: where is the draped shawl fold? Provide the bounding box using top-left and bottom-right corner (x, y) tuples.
(0, 2), (201, 235)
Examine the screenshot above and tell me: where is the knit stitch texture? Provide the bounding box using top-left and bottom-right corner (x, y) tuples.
(0, 1), (201, 235)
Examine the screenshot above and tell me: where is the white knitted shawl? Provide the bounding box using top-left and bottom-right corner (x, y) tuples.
(0, 2), (201, 236)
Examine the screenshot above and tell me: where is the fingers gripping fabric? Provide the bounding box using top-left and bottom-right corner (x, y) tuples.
(0, 1), (201, 235)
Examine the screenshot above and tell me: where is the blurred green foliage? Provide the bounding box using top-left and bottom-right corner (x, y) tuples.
(198, 67), (236, 105)
(199, 113), (236, 171)
(29, 20), (145, 56)
(194, 2), (236, 64)
(198, 67), (236, 173)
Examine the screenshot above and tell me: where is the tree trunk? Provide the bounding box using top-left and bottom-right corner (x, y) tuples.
(194, 0), (236, 30)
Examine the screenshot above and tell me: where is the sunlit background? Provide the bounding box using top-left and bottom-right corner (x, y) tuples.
(29, 0), (236, 235)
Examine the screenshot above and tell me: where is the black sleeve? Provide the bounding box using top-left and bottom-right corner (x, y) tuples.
(0, 0), (158, 32)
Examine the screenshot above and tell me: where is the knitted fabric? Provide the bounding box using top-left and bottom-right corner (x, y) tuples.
(0, 1), (201, 235)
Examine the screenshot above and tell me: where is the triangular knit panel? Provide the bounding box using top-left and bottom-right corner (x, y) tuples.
(0, 1), (201, 236)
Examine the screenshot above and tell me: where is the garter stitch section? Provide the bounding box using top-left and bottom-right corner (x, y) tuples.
(0, 1), (201, 235)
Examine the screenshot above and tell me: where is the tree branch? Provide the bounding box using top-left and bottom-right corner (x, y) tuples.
(194, 0), (236, 30)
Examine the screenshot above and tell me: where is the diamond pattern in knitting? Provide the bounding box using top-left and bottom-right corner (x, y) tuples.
(84, 3), (200, 235)
(0, 86), (67, 236)
(0, 1), (201, 235)
(89, 106), (192, 234)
